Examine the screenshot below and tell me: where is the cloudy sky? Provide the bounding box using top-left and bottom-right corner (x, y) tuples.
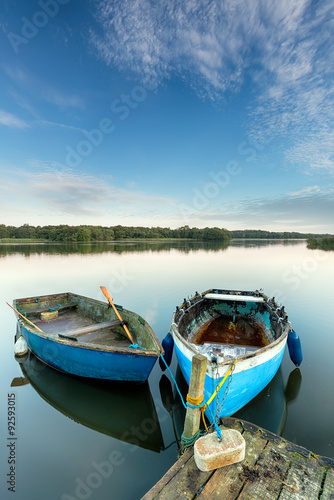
(0, 0), (333, 232)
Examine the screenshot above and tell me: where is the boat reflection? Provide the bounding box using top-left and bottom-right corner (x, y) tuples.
(159, 367), (188, 445)
(16, 352), (164, 453)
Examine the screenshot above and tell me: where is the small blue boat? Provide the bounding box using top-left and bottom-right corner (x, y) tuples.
(12, 291), (163, 382)
(170, 289), (294, 422)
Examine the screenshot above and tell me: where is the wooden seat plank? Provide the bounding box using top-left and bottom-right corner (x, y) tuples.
(58, 319), (122, 340)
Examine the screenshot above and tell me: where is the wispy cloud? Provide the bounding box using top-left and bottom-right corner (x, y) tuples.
(4, 64), (84, 110)
(91, 0), (334, 170)
(33, 120), (86, 133)
(176, 187), (334, 232)
(284, 130), (334, 173)
(245, 1), (334, 172)
(0, 109), (29, 129)
(0, 111), (87, 134)
(90, 0), (320, 96)
(235, 190), (334, 227)
(288, 185), (321, 197)
(0, 112), (88, 134)
(0, 166), (175, 219)
(90, 0), (254, 95)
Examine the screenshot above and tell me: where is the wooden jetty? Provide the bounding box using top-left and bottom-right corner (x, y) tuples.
(142, 417), (334, 499)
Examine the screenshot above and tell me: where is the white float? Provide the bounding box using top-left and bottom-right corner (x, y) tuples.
(14, 336), (29, 356)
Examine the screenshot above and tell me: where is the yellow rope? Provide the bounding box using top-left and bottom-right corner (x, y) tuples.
(206, 357), (237, 407)
(186, 394), (204, 406)
(200, 404), (209, 432)
(184, 358), (237, 435)
(186, 394), (209, 432)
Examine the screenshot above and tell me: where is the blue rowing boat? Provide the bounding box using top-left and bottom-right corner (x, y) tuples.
(170, 289), (300, 422)
(12, 291), (163, 382)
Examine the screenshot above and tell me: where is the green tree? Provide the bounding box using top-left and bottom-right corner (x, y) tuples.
(77, 227), (91, 241)
(0, 224), (8, 238)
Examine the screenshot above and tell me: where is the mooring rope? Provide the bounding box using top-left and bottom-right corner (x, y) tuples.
(129, 344), (146, 349)
(186, 394), (209, 433)
(206, 358), (237, 407)
(50, 304), (62, 312)
(159, 353), (237, 447)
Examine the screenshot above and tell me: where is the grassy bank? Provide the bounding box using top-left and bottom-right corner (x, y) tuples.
(307, 237), (334, 251)
(0, 238), (48, 243)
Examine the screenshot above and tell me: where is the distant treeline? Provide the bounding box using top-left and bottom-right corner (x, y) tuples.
(307, 237), (334, 251)
(0, 224), (331, 242)
(229, 230), (331, 239)
(0, 224), (231, 242)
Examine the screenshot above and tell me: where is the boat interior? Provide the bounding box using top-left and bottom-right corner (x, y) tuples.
(175, 290), (289, 355)
(15, 292), (158, 351)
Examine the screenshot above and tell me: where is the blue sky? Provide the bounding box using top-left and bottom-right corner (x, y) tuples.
(0, 0), (333, 233)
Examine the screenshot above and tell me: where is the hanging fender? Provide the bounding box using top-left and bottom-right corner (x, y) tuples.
(159, 331), (174, 371)
(287, 329), (303, 367)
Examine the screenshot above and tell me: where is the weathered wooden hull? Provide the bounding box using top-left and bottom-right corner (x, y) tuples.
(14, 292), (163, 382)
(171, 289), (290, 421)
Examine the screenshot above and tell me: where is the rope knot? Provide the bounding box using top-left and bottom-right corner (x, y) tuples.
(186, 394), (209, 433)
(186, 394), (204, 408)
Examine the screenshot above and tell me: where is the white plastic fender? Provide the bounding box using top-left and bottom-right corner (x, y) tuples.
(14, 336), (29, 357)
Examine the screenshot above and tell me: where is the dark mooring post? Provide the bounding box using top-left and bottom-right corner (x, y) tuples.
(183, 354), (207, 439)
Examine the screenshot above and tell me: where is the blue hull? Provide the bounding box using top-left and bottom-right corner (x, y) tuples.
(21, 325), (157, 382)
(174, 341), (285, 421)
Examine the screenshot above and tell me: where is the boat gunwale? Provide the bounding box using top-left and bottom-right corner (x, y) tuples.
(14, 292), (163, 357)
(171, 288), (290, 367)
(171, 321), (289, 369)
(20, 323), (161, 356)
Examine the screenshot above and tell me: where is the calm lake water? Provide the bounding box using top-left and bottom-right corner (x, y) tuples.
(1, 240), (333, 500)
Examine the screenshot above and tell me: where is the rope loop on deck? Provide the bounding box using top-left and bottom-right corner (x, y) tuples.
(129, 344), (146, 350)
(50, 304), (62, 312)
(180, 430), (202, 454)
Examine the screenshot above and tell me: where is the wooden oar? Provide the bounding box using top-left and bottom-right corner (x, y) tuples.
(6, 302), (43, 332)
(11, 377), (29, 387)
(100, 286), (134, 344)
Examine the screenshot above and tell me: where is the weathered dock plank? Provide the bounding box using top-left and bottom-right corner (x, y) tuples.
(141, 448), (194, 500)
(142, 418), (334, 500)
(322, 468), (334, 500)
(197, 428), (268, 499)
(280, 453), (324, 499)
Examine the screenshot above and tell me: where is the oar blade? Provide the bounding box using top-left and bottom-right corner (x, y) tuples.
(11, 377), (29, 387)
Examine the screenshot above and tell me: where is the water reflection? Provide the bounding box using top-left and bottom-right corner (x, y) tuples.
(0, 238), (307, 258)
(0, 240), (230, 257)
(230, 239), (304, 248)
(285, 368), (302, 404)
(235, 368), (302, 435)
(15, 352), (164, 453)
(159, 368), (188, 448)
